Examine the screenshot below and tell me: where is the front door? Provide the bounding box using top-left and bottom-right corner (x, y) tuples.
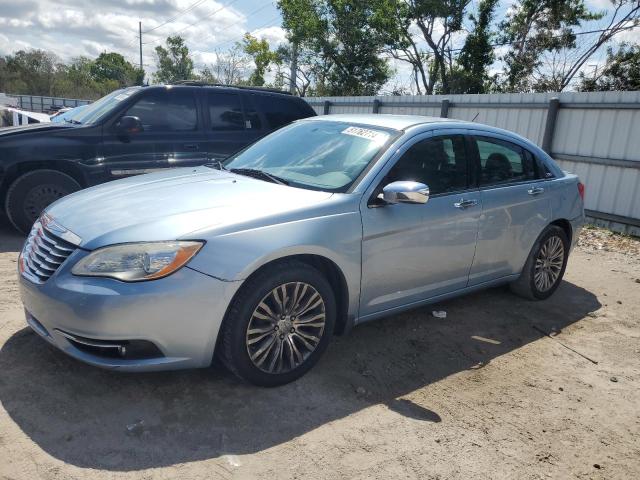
(359, 132), (481, 319)
(100, 88), (206, 179)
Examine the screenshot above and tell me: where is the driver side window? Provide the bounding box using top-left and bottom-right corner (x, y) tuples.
(385, 135), (469, 195)
(123, 90), (197, 132)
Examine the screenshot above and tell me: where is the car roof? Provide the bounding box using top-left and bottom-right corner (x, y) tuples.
(141, 83), (295, 97)
(303, 113), (465, 130)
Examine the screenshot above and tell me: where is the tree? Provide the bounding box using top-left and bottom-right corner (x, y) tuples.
(278, 0), (391, 96)
(91, 52), (144, 87)
(153, 36), (194, 83)
(451, 0), (499, 94)
(4, 49), (58, 95)
(498, 0), (605, 92)
(579, 43), (640, 91)
(242, 33), (279, 86)
(370, 0), (473, 95)
(202, 45), (251, 85)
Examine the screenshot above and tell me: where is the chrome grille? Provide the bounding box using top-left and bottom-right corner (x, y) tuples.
(21, 221), (77, 283)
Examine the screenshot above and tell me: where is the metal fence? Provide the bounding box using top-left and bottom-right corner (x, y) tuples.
(5, 94), (91, 113)
(305, 91), (640, 236)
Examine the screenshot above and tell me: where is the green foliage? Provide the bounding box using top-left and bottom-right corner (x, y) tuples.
(453, 0), (499, 94)
(91, 52), (144, 87)
(278, 0), (391, 95)
(153, 36), (194, 83)
(0, 49), (144, 100)
(579, 43), (640, 91)
(242, 33), (279, 86)
(498, 0), (604, 92)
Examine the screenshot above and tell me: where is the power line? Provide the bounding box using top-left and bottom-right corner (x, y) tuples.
(143, 0), (241, 45)
(183, 2), (273, 46)
(445, 25), (639, 53)
(142, 0), (210, 34)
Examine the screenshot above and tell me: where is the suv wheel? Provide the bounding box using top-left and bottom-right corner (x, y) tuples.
(218, 260), (336, 386)
(5, 170), (81, 234)
(510, 225), (569, 300)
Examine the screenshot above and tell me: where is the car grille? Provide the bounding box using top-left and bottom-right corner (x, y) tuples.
(21, 222), (77, 283)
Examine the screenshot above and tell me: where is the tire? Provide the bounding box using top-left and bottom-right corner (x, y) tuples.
(510, 225), (569, 300)
(5, 170), (81, 234)
(218, 260), (336, 387)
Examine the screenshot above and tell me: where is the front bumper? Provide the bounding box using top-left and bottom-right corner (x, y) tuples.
(19, 249), (240, 371)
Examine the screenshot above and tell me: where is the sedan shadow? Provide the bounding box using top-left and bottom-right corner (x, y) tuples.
(0, 280), (599, 471)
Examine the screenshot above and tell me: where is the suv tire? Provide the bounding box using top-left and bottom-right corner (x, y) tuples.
(5, 170), (81, 234)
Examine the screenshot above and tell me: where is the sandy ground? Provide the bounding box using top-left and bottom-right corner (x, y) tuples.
(0, 218), (639, 480)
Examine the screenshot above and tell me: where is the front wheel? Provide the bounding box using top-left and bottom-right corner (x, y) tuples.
(510, 225), (569, 300)
(218, 260), (336, 386)
(5, 170), (81, 234)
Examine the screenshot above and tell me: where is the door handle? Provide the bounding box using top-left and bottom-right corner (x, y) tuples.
(527, 187), (545, 196)
(183, 143), (199, 151)
(454, 199), (478, 209)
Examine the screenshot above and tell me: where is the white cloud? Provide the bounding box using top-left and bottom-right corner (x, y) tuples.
(0, 0), (276, 75)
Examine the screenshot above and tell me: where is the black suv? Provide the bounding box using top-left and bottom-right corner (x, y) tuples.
(0, 83), (316, 233)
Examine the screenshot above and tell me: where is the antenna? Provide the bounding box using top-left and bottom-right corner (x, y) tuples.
(471, 112), (480, 122)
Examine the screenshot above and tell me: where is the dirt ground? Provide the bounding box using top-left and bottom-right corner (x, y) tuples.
(0, 218), (638, 480)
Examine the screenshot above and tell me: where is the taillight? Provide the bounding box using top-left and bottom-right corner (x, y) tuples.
(577, 182), (585, 201)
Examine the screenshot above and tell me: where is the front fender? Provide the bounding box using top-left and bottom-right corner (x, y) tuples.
(187, 211), (363, 319)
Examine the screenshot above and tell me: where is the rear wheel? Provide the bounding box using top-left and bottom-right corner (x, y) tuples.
(510, 225), (569, 300)
(5, 170), (81, 234)
(218, 260), (335, 386)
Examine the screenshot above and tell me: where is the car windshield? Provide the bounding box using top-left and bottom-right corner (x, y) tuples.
(222, 121), (397, 192)
(66, 87), (139, 125)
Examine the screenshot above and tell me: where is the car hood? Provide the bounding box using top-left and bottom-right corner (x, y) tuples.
(45, 166), (334, 249)
(0, 122), (73, 137)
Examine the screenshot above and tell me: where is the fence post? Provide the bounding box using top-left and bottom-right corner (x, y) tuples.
(440, 99), (450, 118)
(323, 100), (331, 115)
(542, 97), (560, 155)
(373, 99), (381, 114)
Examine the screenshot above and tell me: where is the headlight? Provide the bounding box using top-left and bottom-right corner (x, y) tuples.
(71, 241), (203, 282)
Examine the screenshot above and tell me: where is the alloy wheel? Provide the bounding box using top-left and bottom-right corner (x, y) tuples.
(534, 235), (565, 292)
(246, 282), (326, 374)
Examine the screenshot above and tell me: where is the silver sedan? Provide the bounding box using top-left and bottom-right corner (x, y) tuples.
(18, 114), (585, 386)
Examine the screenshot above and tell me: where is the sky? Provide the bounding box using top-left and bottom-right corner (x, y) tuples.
(0, 0), (638, 90)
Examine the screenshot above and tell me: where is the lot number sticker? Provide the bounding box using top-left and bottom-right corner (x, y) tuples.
(342, 126), (388, 144)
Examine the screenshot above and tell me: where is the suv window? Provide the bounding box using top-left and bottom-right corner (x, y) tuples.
(123, 89), (197, 132)
(474, 137), (536, 186)
(251, 95), (308, 129)
(208, 92), (245, 130)
(385, 135), (469, 195)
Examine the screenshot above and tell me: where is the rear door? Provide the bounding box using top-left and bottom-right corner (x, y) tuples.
(249, 93), (314, 132)
(467, 134), (552, 285)
(100, 88), (205, 178)
(204, 91), (262, 163)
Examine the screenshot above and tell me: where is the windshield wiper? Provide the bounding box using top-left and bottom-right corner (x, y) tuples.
(229, 168), (289, 186)
(63, 118), (82, 125)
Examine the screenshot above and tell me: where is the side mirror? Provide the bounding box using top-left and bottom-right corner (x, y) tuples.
(380, 181), (430, 205)
(116, 116), (143, 136)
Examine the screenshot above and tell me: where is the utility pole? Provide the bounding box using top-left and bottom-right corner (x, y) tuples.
(289, 41), (298, 95)
(139, 21), (144, 84)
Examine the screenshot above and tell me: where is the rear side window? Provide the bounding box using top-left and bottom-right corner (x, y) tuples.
(123, 89), (197, 132)
(474, 137), (536, 186)
(208, 92), (245, 130)
(252, 95), (310, 130)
